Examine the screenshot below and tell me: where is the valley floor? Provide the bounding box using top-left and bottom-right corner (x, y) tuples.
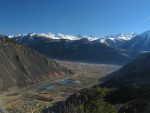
(0, 60), (121, 113)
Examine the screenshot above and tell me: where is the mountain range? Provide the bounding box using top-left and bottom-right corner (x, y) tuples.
(9, 32), (136, 64)
(10, 30), (150, 64)
(9, 32), (136, 47)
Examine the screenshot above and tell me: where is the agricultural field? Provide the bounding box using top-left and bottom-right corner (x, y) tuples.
(0, 60), (121, 113)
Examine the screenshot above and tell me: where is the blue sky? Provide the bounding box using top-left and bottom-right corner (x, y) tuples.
(0, 0), (150, 36)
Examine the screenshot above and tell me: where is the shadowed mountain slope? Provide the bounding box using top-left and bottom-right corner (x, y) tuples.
(103, 52), (150, 88)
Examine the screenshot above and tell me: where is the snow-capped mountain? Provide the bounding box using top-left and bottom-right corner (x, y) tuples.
(10, 32), (136, 47)
(106, 33), (136, 40)
(98, 33), (136, 47)
(10, 33), (81, 42)
(120, 30), (150, 52)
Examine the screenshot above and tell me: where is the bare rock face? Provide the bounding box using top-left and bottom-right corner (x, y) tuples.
(0, 36), (71, 91)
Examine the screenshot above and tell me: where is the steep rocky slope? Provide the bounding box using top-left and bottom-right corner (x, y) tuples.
(0, 36), (71, 91)
(100, 53), (150, 113)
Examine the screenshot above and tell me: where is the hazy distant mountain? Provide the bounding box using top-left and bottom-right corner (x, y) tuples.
(11, 33), (132, 64)
(120, 30), (150, 52)
(0, 36), (71, 91)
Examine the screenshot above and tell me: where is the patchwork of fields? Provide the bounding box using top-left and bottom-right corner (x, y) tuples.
(0, 60), (120, 113)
